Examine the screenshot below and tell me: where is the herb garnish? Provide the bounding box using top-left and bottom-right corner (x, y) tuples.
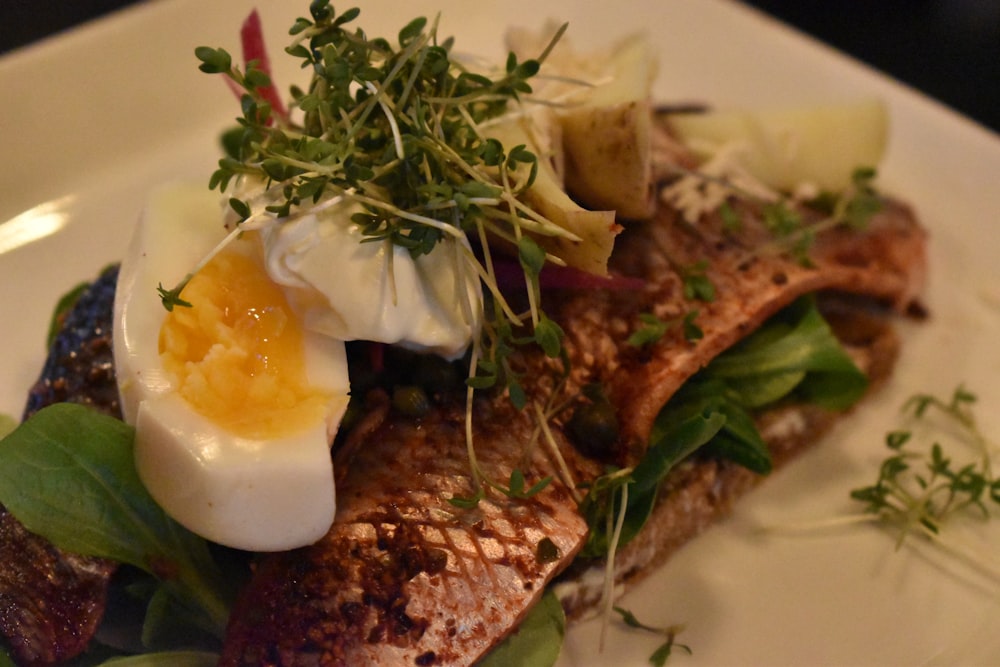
(583, 296), (868, 558)
(627, 310), (703, 348)
(614, 607), (692, 667)
(851, 386), (1000, 556)
(183, 3), (575, 335)
(679, 260), (715, 302)
(755, 167), (882, 264)
(181, 4), (591, 500)
(664, 161), (883, 265)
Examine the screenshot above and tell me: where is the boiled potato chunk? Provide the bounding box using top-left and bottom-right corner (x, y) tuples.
(561, 98), (654, 220)
(505, 28), (658, 220)
(488, 114), (619, 276)
(667, 98), (888, 192)
(558, 37), (657, 220)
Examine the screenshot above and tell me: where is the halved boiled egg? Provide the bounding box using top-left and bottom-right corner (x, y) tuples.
(113, 183), (350, 551)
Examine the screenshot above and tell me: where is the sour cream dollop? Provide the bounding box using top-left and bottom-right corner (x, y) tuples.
(256, 196), (482, 360)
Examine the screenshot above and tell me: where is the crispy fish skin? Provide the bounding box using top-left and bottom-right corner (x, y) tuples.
(557, 295), (906, 615)
(220, 393), (590, 666)
(551, 198), (927, 461)
(222, 197), (926, 665)
(1, 266), (120, 666)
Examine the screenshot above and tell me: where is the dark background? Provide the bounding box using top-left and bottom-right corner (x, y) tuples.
(2, 0), (998, 134)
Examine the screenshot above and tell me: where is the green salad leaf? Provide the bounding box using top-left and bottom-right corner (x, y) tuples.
(582, 296), (869, 557)
(0, 403), (236, 643)
(0, 414), (15, 440)
(704, 296), (868, 411)
(477, 590), (565, 667)
(98, 651), (219, 667)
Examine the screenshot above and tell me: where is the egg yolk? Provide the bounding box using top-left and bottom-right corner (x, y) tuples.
(159, 242), (331, 440)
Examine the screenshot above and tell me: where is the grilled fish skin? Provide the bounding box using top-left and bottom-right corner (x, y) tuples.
(1, 265), (120, 666)
(550, 198), (926, 461)
(220, 392), (591, 667)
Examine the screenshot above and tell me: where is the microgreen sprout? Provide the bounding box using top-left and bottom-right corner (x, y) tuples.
(663, 161), (883, 266)
(850, 385), (1000, 553)
(753, 167), (882, 264)
(627, 310), (703, 348)
(176, 3), (577, 340)
(178, 4), (588, 504)
(614, 607), (691, 666)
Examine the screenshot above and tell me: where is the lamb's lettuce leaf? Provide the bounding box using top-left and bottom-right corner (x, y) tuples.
(581, 296), (868, 557)
(478, 590), (565, 667)
(99, 651), (218, 667)
(703, 296), (868, 411)
(0, 414), (15, 440)
(0, 403), (236, 647)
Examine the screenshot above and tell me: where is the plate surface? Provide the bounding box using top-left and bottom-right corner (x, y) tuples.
(2, 1), (999, 664)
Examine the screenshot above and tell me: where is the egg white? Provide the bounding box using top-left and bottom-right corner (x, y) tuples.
(113, 183), (349, 552)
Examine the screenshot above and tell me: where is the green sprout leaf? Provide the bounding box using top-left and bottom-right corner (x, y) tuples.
(0, 404), (236, 639)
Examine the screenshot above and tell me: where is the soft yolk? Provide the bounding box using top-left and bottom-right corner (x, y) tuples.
(159, 243), (330, 440)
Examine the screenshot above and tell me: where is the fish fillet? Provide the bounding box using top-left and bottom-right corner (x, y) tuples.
(221, 198), (926, 665)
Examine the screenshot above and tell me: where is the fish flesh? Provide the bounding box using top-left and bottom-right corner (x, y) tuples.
(554, 198), (925, 460)
(220, 390), (593, 666)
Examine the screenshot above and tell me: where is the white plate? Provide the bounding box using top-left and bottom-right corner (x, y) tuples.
(2, 1), (1000, 665)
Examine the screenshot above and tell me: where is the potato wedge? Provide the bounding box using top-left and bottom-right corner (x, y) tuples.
(667, 98), (888, 192)
(506, 28), (658, 221)
(560, 98), (654, 220)
(488, 113), (620, 276)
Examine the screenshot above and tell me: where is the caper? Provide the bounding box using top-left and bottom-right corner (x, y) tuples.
(392, 385), (432, 417)
(411, 354), (462, 395)
(567, 399), (619, 459)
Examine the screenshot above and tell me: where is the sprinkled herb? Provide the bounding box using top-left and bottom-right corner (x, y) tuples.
(157, 281), (194, 312)
(614, 607), (691, 666)
(505, 468), (553, 499)
(718, 199), (742, 232)
(173, 5), (576, 364)
(754, 167), (883, 264)
(627, 310), (703, 348)
(449, 467), (552, 508)
(627, 313), (671, 348)
(679, 260), (715, 302)
(850, 386), (1000, 550)
(681, 310), (703, 341)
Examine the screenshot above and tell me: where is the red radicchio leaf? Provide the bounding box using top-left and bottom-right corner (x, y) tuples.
(239, 9), (288, 123)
